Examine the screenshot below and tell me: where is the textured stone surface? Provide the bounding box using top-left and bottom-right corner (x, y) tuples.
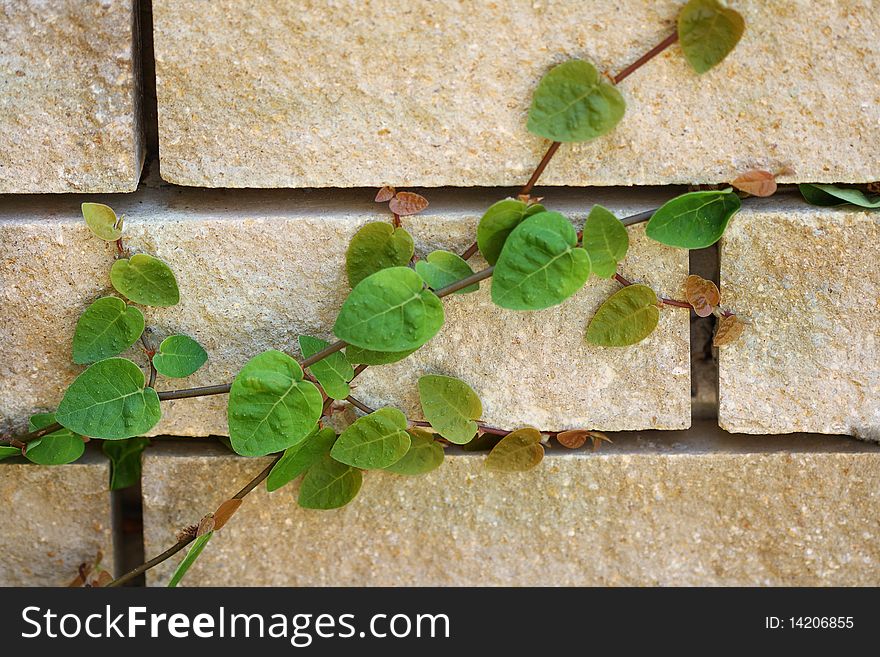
(142, 428), (880, 586)
(719, 197), (880, 440)
(0, 187), (689, 437)
(0, 449), (114, 586)
(0, 0), (143, 193)
(152, 0), (880, 188)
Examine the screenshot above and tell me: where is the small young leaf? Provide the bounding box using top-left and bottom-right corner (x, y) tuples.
(713, 314), (746, 346)
(384, 429), (444, 475)
(25, 413), (85, 465)
(102, 437), (150, 490)
(82, 202), (123, 241)
(334, 267), (445, 352)
(731, 170), (777, 197)
(167, 532), (213, 588)
(678, 0), (745, 74)
(345, 345), (418, 365)
(110, 254), (180, 307)
(527, 59), (626, 143)
(586, 284), (660, 347)
(388, 191), (429, 216)
(485, 428), (544, 472)
(212, 499), (243, 531)
(798, 184), (880, 209)
(418, 374), (482, 444)
(375, 186), (396, 202)
(299, 335), (354, 400)
(72, 297), (145, 365)
(645, 189), (741, 249)
(56, 358), (161, 439)
(556, 429), (611, 451)
(330, 407), (410, 469)
(0, 446), (20, 461)
(298, 455), (363, 510)
(476, 199), (546, 265)
(227, 350), (323, 457)
(581, 205), (629, 278)
(415, 250), (478, 294)
(684, 275), (721, 317)
(492, 211), (591, 310)
(266, 427), (337, 492)
(346, 222), (415, 288)
(152, 335), (208, 378)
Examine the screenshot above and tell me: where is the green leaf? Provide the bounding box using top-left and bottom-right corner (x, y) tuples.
(418, 374), (482, 444)
(167, 532), (212, 588)
(25, 413), (85, 465)
(799, 184), (880, 209)
(477, 199), (547, 265)
(0, 446), (20, 461)
(678, 0), (745, 74)
(485, 428), (544, 472)
(299, 335), (354, 400)
(152, 335), (208, 378)
(346, 222), (415, 288)
(72, 296), (145, 365)
(491, 211), (591, 310)
(298, 455), (363, 510)
(266, 427), (337, 492)
(586, 284), (660, 347)
(330, 407), (410, 469)
(227, 350), (323, 457)
(333, 267), (445, 352)
(645, 189), (741, 249)
(384, 429), (445, 475)
(110, 254), (180, 307)
(415, 251), (478, 294)
(581, 205), (628, 278)
(82, 202), (123, 241)
(526, 59), (626, 143)
(345, 345), (418, 366)
(56, 358), (161, 439)
(103, 437), (150, 490)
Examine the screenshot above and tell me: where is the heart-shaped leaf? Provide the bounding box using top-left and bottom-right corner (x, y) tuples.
(678, 0), (745, 74)
(227, 350), (323, 457)
(346, 221), (415, 288)
(299, 335), (354, 400)
(384, 429), (444, 475)
(388, 191), (429, 216)
(375, 186), (396, 202)
(731, 170), (777, 197)
(581, 205), (629, 278)
(298, 454), (363, 510)
(266, 427), (337, 492)
(799, 184), (880, 209)
(56, 358), (161, 439)
(330, 407), (410, 469)
(418, 374), (482, 444)
(103, 437), (150, 490)
(167, 532), (213, 588)
(586, 284), (660, 347)
(82, 202), (123, 241)
(492, 211), (591, 310)
(334, 267), (445, 352)
(415, 250), (478, 294)
(110, 254), (180, 307)
(527, 59), (626, 142)
(556, 429), (611, 451)
(477, 199), (546, 265)
(685, 275), (720, 317)
(485, 428), (544, 472)
(345, 345), (418, 366)
(152, 335), (207, 378)
(713, 314), (746, 346)
(25, 413), (85, 465)
(645, 189), (741, 249)
(72, 296), (145, 365)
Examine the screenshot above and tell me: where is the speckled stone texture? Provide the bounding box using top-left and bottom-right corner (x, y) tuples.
(142, 429), (880, 586)
(152, 0), (879, 188)
(0, 0), (143, 193)
(719, 197), (880, 440)
(0, 449), (113, 586)
(0, 187), (689, 438)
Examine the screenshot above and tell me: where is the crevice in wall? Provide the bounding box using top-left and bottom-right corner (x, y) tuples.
(690, 244), (719, 421)
(138, 0), (161, 185)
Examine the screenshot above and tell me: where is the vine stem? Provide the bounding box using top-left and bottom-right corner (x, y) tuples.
(613, 272), (692, 309)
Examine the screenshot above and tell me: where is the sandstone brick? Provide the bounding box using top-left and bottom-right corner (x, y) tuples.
(718, 197), (880, 440)
(142, 430), (880, 586)
(152, 0), (880, 188)
(0, 0), (143, 193)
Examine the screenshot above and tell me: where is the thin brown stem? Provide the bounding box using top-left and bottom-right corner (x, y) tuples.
(520, 141), (561, 198)
(614, 272), (691, 309)
(612, 31), (678, 84)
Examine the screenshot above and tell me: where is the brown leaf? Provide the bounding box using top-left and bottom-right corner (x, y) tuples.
(388, 191), (429, 216)
(685, 275), (721, 318)
(556, 430), (589, 449)
(713, 314), (745, 346)
(374, 186), (395, 202)
(731, 170), (777, 197)
(589, 431), (612, 451)
(212, 498), (243, 531)
(196, 513), (215, 537)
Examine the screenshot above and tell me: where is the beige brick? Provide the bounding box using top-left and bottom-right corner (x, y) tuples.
(0, 0), (143, 193)
(152, 0), (879, 188)
(719, 197), (880, 440)
(142, 429), (880, 586)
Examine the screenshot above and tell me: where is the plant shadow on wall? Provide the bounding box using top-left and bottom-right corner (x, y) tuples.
(2, 0), (880, 587)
